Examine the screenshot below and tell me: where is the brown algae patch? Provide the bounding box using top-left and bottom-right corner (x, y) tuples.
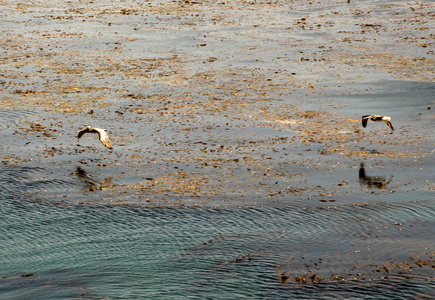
(0, 0), (433, 206)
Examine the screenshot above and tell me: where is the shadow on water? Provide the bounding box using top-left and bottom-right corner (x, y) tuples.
(75, 166), (114, 192)
(359, 162), (392, 189)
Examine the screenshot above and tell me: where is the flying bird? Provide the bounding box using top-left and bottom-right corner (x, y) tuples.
(361, 115), (394, 131)
(77, 126), (113, 149)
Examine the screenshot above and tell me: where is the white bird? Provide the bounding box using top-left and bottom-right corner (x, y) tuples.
(77, 126), (113, 150)
(361, 115), (394, 131)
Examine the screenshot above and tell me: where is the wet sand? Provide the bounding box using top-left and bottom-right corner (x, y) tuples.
(0, 0), (434, 289)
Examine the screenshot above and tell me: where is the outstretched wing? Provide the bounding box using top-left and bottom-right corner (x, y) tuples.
(98, 129), (113, 150)
(384, 120), (394, 131)
(361, 115), (370, 128)
(77, 127), (90, 139)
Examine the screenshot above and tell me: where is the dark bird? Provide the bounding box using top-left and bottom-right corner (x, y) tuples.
(361, 115), (394, 131)
(77, 126), (113, 149)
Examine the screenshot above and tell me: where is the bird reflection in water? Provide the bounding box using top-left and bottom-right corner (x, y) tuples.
(75, 166), (114, 192)
(359, 162), (391, 189)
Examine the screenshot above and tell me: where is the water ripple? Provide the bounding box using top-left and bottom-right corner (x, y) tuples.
(1, 199), (434, 299)
(0, 109), (38, 129)
(0, 165), (74, 198)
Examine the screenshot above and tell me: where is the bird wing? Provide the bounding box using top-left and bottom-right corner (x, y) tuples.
(361, 115), (370, 128)
(77, 127), (90, 139)
(384, 120), (394, 131)
(98, 129), (113, 150)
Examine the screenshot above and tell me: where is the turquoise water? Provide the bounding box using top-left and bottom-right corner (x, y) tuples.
(1, 189), (434, 299)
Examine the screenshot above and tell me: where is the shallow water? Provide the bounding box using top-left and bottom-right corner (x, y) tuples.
(1, 196), (434, 299)
(333, 80), (435, 125)
(0, 156), (434, 299)
(1, 0), (434, 299)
